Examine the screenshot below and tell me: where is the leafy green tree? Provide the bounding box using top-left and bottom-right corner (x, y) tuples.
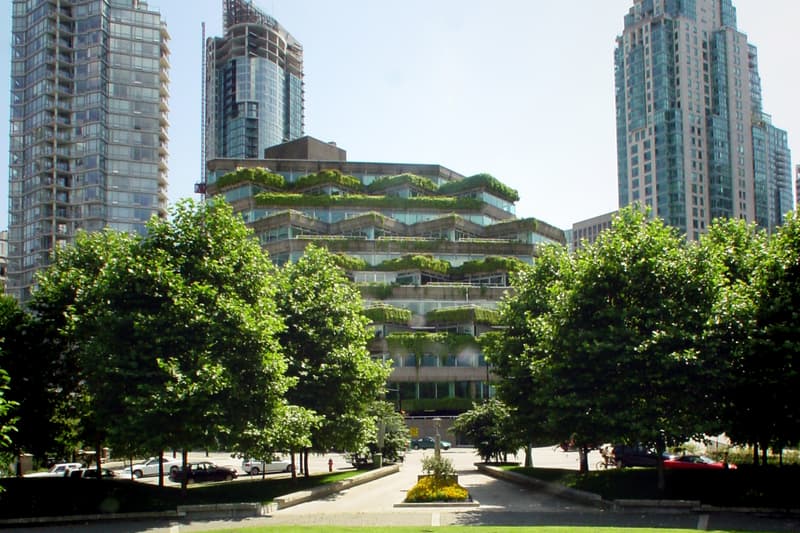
(747, 211), (800, 461)
(31, 199), (291, 487)
(453, 399), (524, 463)
(696, 218), (766, 461)
(547, 208), (717, 476)
(277, 245), (391, 474)
(482, 244), (573, 466)
(366, 400), (410, 464)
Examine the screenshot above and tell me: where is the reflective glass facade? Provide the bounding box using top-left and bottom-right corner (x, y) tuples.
(205, 0), (303, 161)
(7, 0), (169, 301)
(615, 0), (793, 239)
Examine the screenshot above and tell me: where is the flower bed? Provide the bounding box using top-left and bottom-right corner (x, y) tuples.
(405, 475), (469, 503)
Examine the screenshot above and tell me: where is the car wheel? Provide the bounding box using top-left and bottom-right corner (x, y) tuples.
(411, 444), (419, 450)
(250, 466), (259, 476)
(225, 473), (233, 481)
(133, 470), (143, 479)
(170, 466), (179, 475)
(285, 465), (293, 473)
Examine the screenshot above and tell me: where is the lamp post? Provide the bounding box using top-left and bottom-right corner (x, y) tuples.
(433, 417), (442, 459)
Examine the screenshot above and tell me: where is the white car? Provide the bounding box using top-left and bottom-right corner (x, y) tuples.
(24, 462), (84, 478)
(121, 457), (182, 479)
(241, 457), (293, 475)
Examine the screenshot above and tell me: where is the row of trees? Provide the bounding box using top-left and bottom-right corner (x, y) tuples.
(482, 207), (800, 477)
(0, 200), (391, 487)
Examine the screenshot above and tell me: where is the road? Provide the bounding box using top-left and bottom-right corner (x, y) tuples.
(16, 446), (800, 532)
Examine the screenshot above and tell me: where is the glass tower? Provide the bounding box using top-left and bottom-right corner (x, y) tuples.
(7, 0), (170, 301)
(205, 0), (304, 162)
(615, 0), (792, 239)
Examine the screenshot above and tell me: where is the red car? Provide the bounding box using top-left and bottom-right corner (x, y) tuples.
(663, 455), (737, 470)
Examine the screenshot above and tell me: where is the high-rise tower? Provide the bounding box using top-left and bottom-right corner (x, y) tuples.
(615, 0), (793, 239)
(205, 0), (304, 163)
(7, 0), (170, 301)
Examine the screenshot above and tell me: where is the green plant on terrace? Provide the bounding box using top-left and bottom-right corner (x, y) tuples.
(363, 305), (411, 325)
(425, 306), (500, 326)
(253, 193), (483, 210)
(452, 256), (527, 276)
(292, 169), (364, 192)
(216, 167), (286, 190)
(374, 255), (450, 274)
(367, 173), (438, 194)
(438, 173), (520, 202)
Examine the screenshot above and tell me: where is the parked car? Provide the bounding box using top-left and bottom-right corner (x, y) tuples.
(67, 467), (118, 479)
(664, 455), (737, 470)
(169, 461), (238, 483)
(241, 457), (293, 475)
(24, 462), (84, 478)
(410, 436), (451, 450)
(121, 457), (182, 479)
(612, 445), (675, 467)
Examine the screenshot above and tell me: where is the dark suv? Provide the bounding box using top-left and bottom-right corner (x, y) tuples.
(612, 445), (662, 467)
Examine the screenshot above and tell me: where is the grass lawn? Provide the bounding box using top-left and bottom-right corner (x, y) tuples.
(505, 464), (800, 508)
(200, 526), (736, 533)
(0, 470), (361, 519)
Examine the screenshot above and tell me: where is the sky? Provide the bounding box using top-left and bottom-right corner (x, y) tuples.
(0, 0), (798, 231)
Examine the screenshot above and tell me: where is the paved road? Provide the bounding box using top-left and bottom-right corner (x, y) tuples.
(15, 446), (800, 532)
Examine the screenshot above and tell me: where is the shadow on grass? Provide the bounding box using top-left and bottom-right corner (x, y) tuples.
(506, 465), (800, 508)
(0, 470), (362, 519)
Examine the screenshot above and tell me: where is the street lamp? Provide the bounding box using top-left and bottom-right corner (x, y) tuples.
(433, 417), (442, 459)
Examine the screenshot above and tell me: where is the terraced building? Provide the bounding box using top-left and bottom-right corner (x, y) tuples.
(205, 136), (566, 416)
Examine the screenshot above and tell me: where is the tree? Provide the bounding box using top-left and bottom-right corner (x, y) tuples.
(696, 218), (767, 461)
(548, 208), (717, 476)
(453, 399), (524, 463)
(366, 400), (410, 464)
(277, 245), (391, 474)
(482, 243), (573, 466)
(31, 199), (291, 487)
(746, 211), (800, 460)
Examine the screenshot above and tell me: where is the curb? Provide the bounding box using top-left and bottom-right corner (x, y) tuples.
(476, 463), (605, 507)
(0, 465), (400, 527)
(394, 499), (480, 508)
(274, 464), (400, 510)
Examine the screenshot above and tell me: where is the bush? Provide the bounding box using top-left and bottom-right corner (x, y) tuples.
(421, 454), (456, 480)
(405, 475), (469, 502)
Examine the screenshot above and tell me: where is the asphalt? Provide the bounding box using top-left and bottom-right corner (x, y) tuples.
(9, 446), (800, 532)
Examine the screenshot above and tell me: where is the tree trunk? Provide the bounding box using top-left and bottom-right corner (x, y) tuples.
(578, 446), (589, 473)
(524, 444), (533, 467)
(158, 449), (164, 488)
(753, 443), (759, 466)
(290, 451), (297, 481)
(761, 443), (768, 466)
(304, 448), (310, 478)
(95, 440), (102, 480)
(655, 441), (666, 492)
(180, 449), (189, 494)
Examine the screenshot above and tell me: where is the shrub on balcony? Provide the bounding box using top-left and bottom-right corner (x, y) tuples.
(253, 193), (483, 210)
(363, 304), (411, 325)
(438, 173), (520, 202)
(374, 255), (450, 274)
(292, 169), (364, 192)
(425, 306), (500, 326)
(330, 253), (368, 271)
(367, 173), (438, 194)
(452, 256), (527, 276)
(216, 167), (286, 189)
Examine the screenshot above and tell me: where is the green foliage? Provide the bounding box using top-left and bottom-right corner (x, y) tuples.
(329, 253), (368, 272)
(359, 284), (395, 300)
(216, 167), (286, 189)
(386, 332), (477, 361)
(420, 454), (457, 480)
(451, 256), (527, 276)
(30, 199), (291, 472)
(453, 399), (524, 463)
(374, 254), (450, 274)
(254, 192), (483, 210)
(366, 173), (437, 194)
(438, 173), (520, 202)
(425, 306), (500, 326)
(277, 245), (391, 454)
(366, 401), (410, 463)
(363, 305), (411, 325)
(292, 169), (364, 192)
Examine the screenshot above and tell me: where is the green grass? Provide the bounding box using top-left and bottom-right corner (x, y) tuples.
(0, 470), (362, 519)
(205, 526), (736, 533)
(505, 465), (800, 508)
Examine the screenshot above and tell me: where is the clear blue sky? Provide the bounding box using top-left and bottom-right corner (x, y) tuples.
(1, 0), (798, 230)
